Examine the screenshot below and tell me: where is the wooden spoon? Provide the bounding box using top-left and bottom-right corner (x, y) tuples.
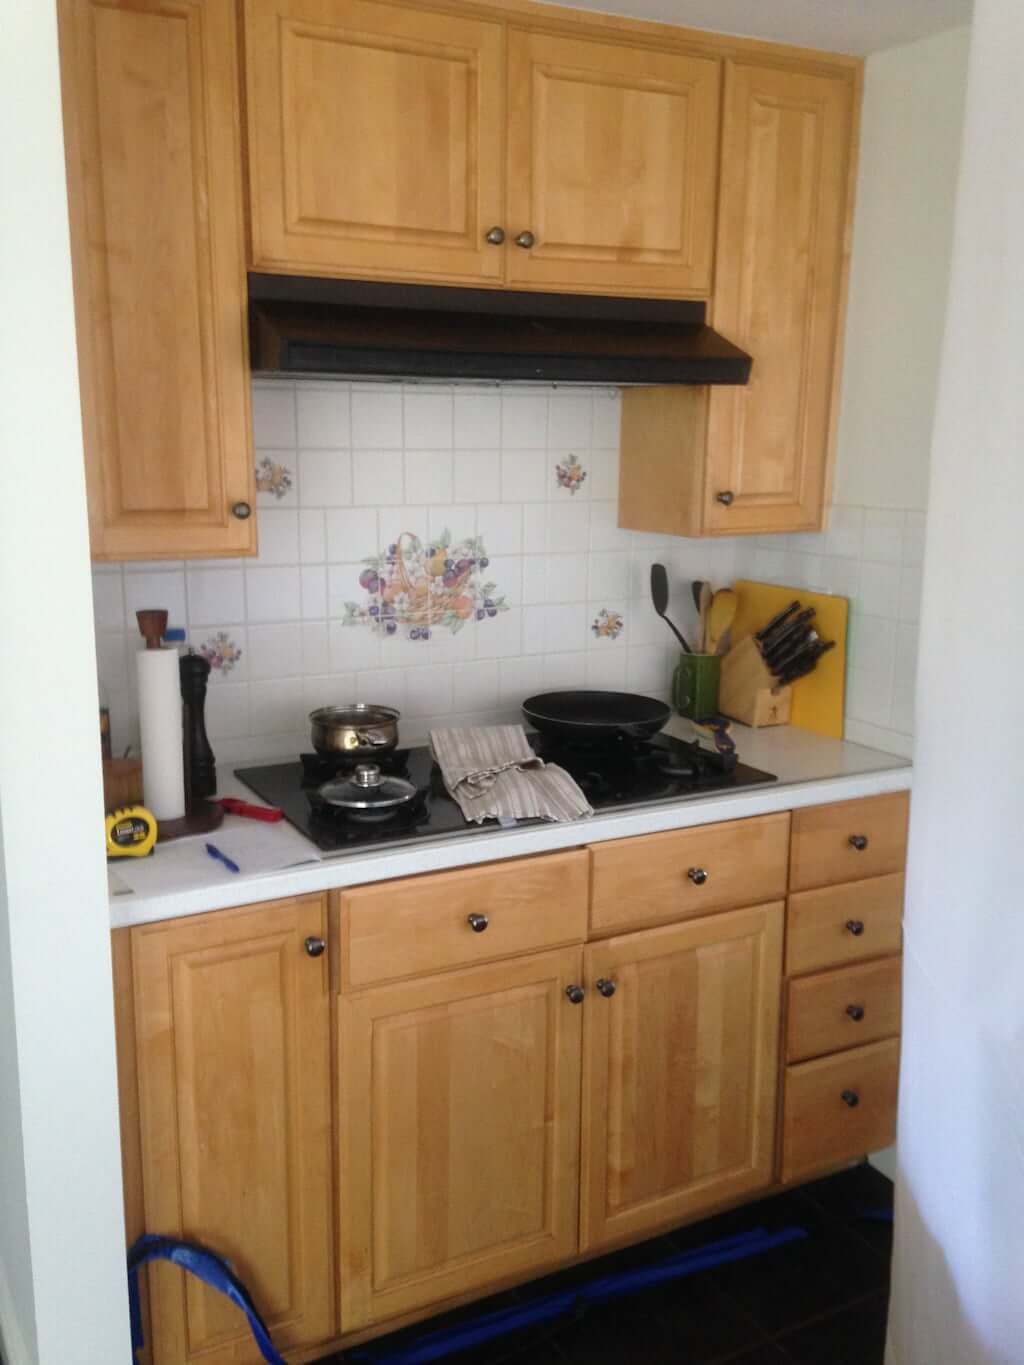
(707, 589), (738, 656)
(697, 581), (713, 653)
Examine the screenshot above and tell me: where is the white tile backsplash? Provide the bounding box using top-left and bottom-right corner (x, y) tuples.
(94, 380), (924, 756)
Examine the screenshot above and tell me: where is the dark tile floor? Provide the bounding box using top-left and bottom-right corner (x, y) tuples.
(321, 1164), (893, 1365)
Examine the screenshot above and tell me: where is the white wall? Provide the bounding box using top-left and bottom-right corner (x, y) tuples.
(887, 0), (1024, 1360)
(0, 2), (130, 1361)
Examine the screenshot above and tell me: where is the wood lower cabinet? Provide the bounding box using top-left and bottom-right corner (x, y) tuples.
(245, 0), (507, 285)
(58, 0), (255, 560)
(580, 903), (784, 1250)
(506, 30), (719, 297)
(128, 896), (334, 1364)
(338, 948), (584, 1330)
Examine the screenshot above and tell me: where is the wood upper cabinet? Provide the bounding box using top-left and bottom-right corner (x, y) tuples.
(580, 903), (783, 1251)
(506, 30), (720, 296)
(618, 58), (858, 538)
(130, 896), (334, 1364)
(245, 0), (506, 284)
(58, 0), (255, 560)
(338, 948), (583, 1330)
(703, 61), (856, 534)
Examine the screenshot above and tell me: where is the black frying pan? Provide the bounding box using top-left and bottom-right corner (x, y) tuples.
(523, 690), (671, 742)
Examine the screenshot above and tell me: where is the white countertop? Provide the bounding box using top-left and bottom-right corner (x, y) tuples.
(109, 720), (912, 930)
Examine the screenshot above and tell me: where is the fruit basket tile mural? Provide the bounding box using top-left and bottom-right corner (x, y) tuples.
(342, 530), (510, 641)
(555, 453), (587, 495)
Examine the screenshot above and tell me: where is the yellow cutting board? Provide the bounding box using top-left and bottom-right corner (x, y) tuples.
(729, 580), (848, 739)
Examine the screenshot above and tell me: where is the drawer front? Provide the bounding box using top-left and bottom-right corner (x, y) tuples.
(790, 793), (909, 892)
(781, 1039), (900, 1183)
(589, 812), (790, 935)
(786, 957), (902, 1062)
(787, 874), (904, 975)
(338, 850), (588, 989)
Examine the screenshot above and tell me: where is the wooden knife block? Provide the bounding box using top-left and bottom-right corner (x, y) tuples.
(719, 636), (793, 728)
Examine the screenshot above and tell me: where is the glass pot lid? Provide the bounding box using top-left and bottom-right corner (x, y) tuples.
(317, 763), (418, 811)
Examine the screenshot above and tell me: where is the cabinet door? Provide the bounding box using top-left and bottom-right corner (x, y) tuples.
(704, 61), (856, 534)
(132, 897), (333, 1364)
(339, 948), (583, 1329)
(507, 30), (719, 297)
(58, 0), (255, 560)
(246, 0), (506, 284)
(581, 903), (783, 1251)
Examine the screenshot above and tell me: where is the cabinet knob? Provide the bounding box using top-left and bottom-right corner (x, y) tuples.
(846, 1003), (865, 1022)
(484, 226), (505, 245)
(514, 230), (536, 249)
(845, 919), (865, 937)
(467, 913), (489, 933)
(304, 936), (326, 958)
(715, 491), (735, 507)
(841, 1089), (860, 1108)
(595, 978), (616, 998)
(232, 501), (252, 520)
(687, 867), (709, 886)
(565, 984), (585, 1005)
(848, 834), (869, 851)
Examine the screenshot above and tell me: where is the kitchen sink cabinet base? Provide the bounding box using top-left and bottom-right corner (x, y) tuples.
(113, 793), (906, 1364)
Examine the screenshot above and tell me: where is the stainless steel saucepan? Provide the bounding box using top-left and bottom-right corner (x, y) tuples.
(309, 704), (400, 756)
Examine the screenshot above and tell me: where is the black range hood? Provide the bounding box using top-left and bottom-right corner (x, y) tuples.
(248, 275), (752, 386)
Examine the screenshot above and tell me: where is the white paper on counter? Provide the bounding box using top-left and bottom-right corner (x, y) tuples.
(112, 823), (322, 895)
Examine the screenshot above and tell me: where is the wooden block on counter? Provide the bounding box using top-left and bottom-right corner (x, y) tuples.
(719, 635), (792, 728)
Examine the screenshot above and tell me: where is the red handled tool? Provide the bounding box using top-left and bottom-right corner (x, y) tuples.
(218, 797), (284, 822)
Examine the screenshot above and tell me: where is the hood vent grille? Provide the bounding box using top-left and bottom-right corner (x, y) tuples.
(248, 276), (752, 387)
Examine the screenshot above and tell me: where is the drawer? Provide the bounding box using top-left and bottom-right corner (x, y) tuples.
(785, 957), (902, 1062)
(790, 793), (909, 892)
(781, 1038), (899, 1183)
(589, 813), (790, 936)
(337, 850), (588, 989)
(787, 874), (903, 975)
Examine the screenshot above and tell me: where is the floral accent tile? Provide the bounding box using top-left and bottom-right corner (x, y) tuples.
(255, 455), (294, 500)
(591, 608), (624, 641)
(342, 530), (509, 641)
(199, 631), (244, 674)
(555, 452), (587, 496)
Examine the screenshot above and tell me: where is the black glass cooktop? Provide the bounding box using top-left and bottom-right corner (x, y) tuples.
(235, 733), (776, 858)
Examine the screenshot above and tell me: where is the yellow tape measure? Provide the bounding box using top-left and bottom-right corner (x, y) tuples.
(105, 805), (158, 859)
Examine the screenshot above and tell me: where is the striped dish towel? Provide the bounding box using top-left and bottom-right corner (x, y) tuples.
(429, 726), (593, 824)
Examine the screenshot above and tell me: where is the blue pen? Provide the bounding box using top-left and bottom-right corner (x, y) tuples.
(206, 842), (240, 874)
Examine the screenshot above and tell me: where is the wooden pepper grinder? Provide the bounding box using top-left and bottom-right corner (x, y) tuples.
(179, 648), (216, 811)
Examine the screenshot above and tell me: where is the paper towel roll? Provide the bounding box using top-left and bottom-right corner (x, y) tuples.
(136, 647), (185, 821)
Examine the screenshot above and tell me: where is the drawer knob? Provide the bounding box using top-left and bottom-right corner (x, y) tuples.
(841, 1089), (860, 1108)
(484, 226), (505, 245)
(467, 913), (489, 933)
(514, 229), (536, 248)
(715, 490), (735, 507)
(845, 919), (866, 937)
(565, 984), (585, 1005)
(848, 834), (869, 851)
(231, 500), (252, 520)
(846, 1004), (865, 1022)
(687, 867), (709, 886)
(595, 978), (616, 998)
(304, 936), (326, 958)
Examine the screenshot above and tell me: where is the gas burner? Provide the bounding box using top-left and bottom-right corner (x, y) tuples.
(236, 734), (774, 858)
